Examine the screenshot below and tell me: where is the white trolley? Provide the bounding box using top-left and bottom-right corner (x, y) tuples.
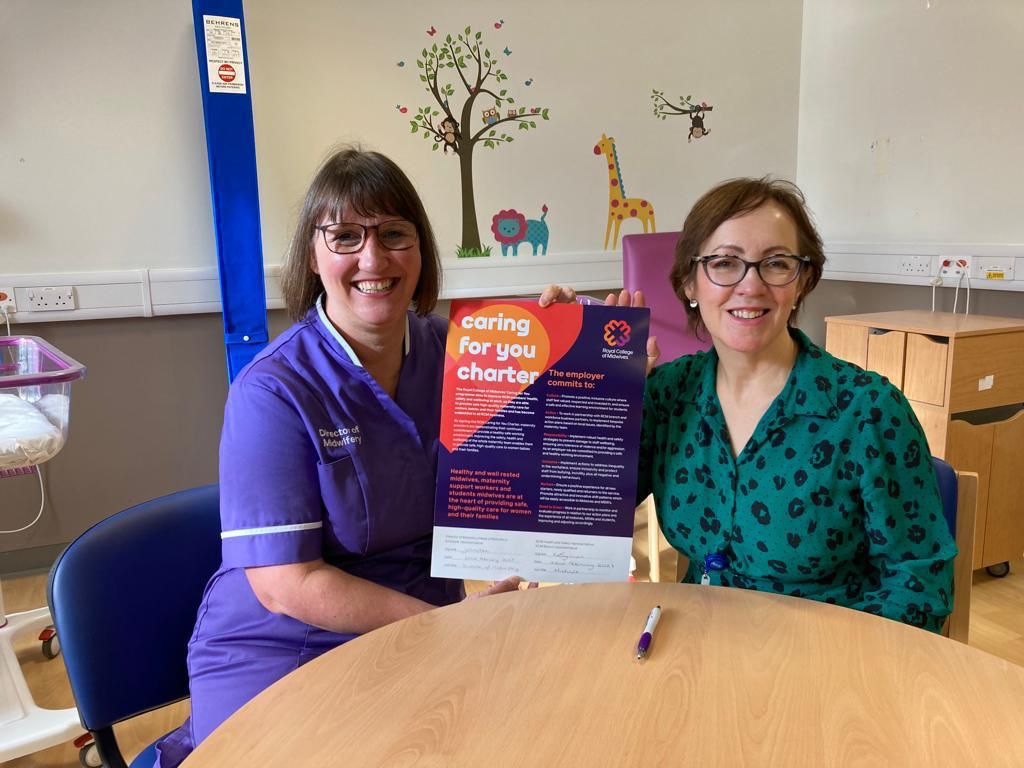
(0, 335), (90, 764)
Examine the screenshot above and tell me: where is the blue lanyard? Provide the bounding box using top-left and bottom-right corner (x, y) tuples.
(700, 552), (730, 585)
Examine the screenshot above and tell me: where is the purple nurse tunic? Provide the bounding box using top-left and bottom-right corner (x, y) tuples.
(154, 303), (463, 767)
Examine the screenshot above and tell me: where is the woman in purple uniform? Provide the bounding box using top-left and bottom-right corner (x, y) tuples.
(155, 148), (558, 766)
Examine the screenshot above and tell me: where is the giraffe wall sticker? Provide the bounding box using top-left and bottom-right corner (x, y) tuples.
(593, 134), (656, 250)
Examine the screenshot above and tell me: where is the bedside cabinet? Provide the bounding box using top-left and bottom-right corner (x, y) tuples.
(824, 310), (1024, 575)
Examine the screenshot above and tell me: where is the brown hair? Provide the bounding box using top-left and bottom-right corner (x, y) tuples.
(669, 176), (825, 336)
(280, 147), (441, 321)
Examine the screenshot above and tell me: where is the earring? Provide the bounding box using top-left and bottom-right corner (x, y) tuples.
(688, 299), (698, 308)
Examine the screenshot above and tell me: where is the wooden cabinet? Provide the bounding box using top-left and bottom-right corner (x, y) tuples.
(824, 310), (1024, 572)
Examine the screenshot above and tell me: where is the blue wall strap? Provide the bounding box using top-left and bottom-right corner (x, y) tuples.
(191, 0), (268, 381)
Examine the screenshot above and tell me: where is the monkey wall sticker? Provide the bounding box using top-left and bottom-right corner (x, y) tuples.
(651, 89), (714, 142)
(440, 117), (459, 154)
(687, 108), (710, 142)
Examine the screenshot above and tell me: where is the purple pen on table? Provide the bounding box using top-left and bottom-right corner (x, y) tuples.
(635, 605), (662, 661)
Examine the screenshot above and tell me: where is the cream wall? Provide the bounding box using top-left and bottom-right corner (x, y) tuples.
(1, 0), (802, 278)
(0, 2), (213, 275)
(794, 0), (1024, 341)
(797, 0), (1024, 244)
(247, 0), (802, 265)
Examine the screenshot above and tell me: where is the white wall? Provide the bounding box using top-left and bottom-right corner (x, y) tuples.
(0, 1), (214, 274)
(797, 0), (1024, 244)
(1, 0), (802, 287)
(246, 0), (802, 268)
(7, 1), (1021, 310)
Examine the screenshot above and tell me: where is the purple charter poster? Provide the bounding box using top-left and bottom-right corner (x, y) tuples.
(431, 299), (650, 582)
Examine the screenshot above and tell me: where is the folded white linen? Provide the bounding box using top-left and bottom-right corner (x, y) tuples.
(0, 393), (65, 469)
(36, 393), (70, 428)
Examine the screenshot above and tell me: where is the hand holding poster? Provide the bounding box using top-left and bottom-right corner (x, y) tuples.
(431, 299), (649, 582)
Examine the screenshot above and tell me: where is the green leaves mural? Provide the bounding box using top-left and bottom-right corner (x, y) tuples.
(408, 26), (550, 257)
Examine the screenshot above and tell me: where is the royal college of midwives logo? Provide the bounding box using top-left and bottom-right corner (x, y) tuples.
(602, 319), (631, 348)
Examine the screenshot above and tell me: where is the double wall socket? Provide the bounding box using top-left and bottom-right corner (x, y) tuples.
(27, 286), (76, 311)
(898, 255), (932, 276)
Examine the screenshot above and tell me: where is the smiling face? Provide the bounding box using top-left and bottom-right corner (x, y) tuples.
(311, 206), (421, 346)
(685, 202), (804, 362)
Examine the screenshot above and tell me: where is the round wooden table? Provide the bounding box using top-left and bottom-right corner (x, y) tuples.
(183, 583), (1024, 766)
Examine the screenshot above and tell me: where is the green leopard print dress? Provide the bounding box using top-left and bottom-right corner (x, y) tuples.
(638, 329), (957, 632)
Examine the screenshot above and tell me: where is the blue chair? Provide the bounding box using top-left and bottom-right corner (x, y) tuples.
(47, 485), (221, 768)
(932, 457), (977, 642)
(933, 457), (958, 537)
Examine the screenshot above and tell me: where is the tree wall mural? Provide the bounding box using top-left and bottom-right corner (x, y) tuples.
(407, 26), (550, 257)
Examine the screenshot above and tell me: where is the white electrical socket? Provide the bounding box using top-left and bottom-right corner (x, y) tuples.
(0, 287), (15, 313)
(939, 257), (971, 279)
(971, 256), (1015, 281)
(27, 286), (76, 311)
(898, 255), (932, 276)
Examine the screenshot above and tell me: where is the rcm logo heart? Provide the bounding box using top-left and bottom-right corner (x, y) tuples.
(603, 319), (631, 348)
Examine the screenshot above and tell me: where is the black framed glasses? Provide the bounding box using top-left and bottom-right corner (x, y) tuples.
(315, 221), (418, 255)
(693, 254), (809, 287)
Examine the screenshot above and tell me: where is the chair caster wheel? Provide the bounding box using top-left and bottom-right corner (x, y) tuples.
(40, 626), (60, 659)
(986, 562), (1011, 578)
(79, 743), (101, 767)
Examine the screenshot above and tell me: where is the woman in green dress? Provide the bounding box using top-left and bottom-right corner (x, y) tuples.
(635, 177), (956, 632)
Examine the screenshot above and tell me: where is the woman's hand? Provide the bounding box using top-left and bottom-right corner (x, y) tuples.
(464, 576), (539, 599)
(604, 290), (661, 374)
(538, 287), (660, 373)
(603, 288), (644, 308)
(538, 285), (577, 306)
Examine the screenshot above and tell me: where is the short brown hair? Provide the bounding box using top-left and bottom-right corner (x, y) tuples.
(669, 177), (825, 336)
(280, 147), (442, 321)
